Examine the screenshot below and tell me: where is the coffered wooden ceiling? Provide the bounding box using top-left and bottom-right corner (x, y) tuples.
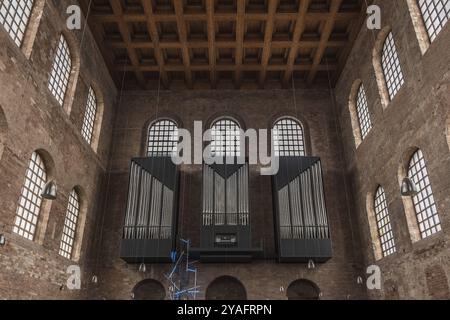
(80, 0), (366, 89)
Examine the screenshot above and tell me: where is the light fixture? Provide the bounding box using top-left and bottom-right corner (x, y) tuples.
(357, 276), (364, 285)
(91, 275), (98, 284)
(307, 259), (315, 270)
(279, 286), (285, 293)
(401, 177), (418, 197)
(41, 180), (57, 200)
(0, 234), (6, 246)
(139, 262), (146, 273)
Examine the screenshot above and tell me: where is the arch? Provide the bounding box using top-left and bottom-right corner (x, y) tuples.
(408, 0), (449, 51)
(204, 112), (246, 131)
(59, 188), (80, 259)
(209, 117), (242, 157)
(268, 111), (312, 155)
(399, 147), (441, 242)
(367, 185), (396, 260)
(0, 0), (35, 47)
(406, 149), (441, 239)
(0, 105), (7, 160)
(147, 118), (179, 156)
(398, 146), (422, 243)
(406, 0), (433, 54)
(69, 185), (88, 261)
(88, 82), (105, 153)
(272, 116), (306, 156)
(47, 31), (80, 115)
(132, 279), (166, 300)
(348, 79), (363, 147)
(13, 149), (55, 243)
(205, 276), (247, 300)
(372, 27), (405, 108)
(286, 279), (321, 300)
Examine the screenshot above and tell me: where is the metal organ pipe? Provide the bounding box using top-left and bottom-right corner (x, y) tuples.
(278, 159), (330, 241)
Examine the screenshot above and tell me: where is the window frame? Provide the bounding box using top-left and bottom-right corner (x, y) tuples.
(272, 117), (306, 157)
(48, 34), (72, 106)
(374, 186), (396, 257)
(0, 0), (34, 47)
(210, 117), (242, 157)
(355, 84), (373, 140)
(13, 151), (47, 241)
(59, 189), (81, 260)
(147, 118), (179, 157)
(381, 32), (405, 101)
(407, 149), (442, 239)
(81, 86), (97, 145)
(417, 0), (450, 43)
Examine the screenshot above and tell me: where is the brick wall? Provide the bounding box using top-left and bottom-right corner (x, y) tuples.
(90, 88), (366, 300)
(334, 0), (450, 299)
(0, 0), (117, 299)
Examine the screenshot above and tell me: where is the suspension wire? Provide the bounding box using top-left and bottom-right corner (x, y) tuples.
(324, 55), (360, 279)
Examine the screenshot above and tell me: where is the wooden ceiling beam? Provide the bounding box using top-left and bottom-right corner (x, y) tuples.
(332, 1), (368, 84)
(105, 39), (350, 50)
(91, 11), (360, 23)
(306, 0), (343, 84)
(174, 1), (193, 88)
(108, 0), (145, 88)
(282, 0), (311, 86)
(258, 0), (279, 88)
(234, 0), (245, 89)
(206, 0), (217, 88)
(115, 63), (338, 72)
(140, 0), (169, 88)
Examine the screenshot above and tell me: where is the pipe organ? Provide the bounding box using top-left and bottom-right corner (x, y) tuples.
(202, 163), (249, 226)
(120, 157), (178, 262)
(192, 159), (262, 262)
(273, 157), (332, 262)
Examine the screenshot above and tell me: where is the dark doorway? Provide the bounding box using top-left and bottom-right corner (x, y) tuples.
(205, 276), (247, 300)
(133, 279), (166, 300)
(286, 279), (320, 300)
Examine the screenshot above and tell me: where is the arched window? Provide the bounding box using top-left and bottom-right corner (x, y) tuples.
(408, 149), (441, 239)
(210, 118), (241, 157)
(382, 32), (404, 101)
(81, 86), (97, 145)
(147, 119), (178, 156)
(273, 118), (305, 156)
(374, 186), (396, 257)
(417, 0), (449, 42)
(13, 151), (47, 240)
(48, 34), (72, 106)
(356, 84), (372, 140)
(0, 0), (34, 47)
(59, 189), (80, 259)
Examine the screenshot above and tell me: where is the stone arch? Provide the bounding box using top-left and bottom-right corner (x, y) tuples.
(348, 79), (363, 148)
(398, 146), (422, 243)
(49, 30), (80, 115)
(0, 105), (7, 161)
(69, 185), (88, 262)
(88, 82), (105, 153)
(19, 149), (56, 245)
(366, 186), (383, 261)
(204, 111), (247, 132)
(372, 26), (393, 109)
(205, 276), (247, 300)
(140, 114), (183, 157)
(286, 279), (321, 300)
(20, 0), (46, 58)
(268, 111), (312, 155)
(406, 0), (431, 54)
(132, 279), (166, 300)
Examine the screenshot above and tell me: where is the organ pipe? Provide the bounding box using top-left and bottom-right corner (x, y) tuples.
(277, 160), (330, 240)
